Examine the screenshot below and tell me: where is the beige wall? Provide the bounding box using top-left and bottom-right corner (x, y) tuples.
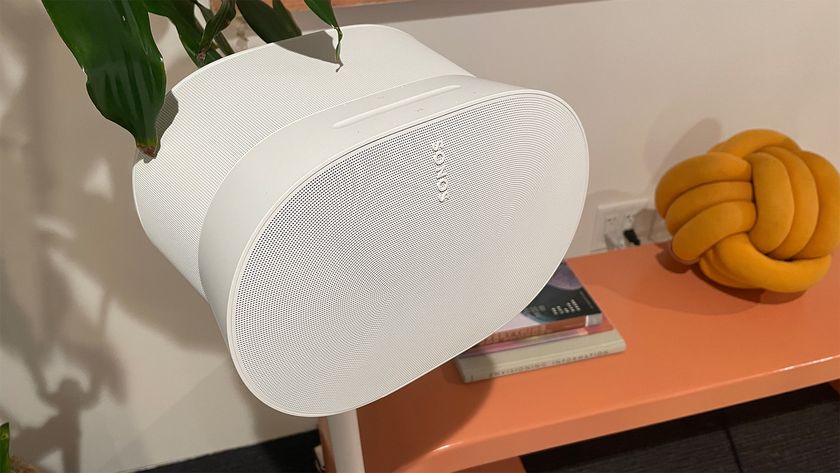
(1, 1), (837, 471)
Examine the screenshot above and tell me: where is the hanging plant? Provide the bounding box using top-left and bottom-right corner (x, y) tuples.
(41, 0), (342, 158)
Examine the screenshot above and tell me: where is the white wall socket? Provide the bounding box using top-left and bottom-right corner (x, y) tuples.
(591, 198), (651, 252)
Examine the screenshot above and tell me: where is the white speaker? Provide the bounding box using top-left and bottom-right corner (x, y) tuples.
(133, 25), (588, 416)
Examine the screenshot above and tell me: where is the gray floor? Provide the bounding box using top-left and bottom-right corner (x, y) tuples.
(146, 384), (840, 473)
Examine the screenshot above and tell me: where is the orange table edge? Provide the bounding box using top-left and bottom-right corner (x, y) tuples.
(319, 244), (840, 472)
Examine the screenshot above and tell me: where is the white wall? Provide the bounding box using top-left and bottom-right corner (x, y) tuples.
(1, 0), (837, 471)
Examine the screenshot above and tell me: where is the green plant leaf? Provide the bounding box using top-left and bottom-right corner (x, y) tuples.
(194, 1), (235, 56)
(271, 0), (301, 37)
(303, 0), (342, 63)
(42, 0), (166, 156)
(145, 0), (223, 66)
(197, 0), (237, 66)
(0, 423), (10, 473)
(238, 0), (301, 43)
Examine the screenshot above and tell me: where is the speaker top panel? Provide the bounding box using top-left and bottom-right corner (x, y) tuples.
(215, 85), (587, 415)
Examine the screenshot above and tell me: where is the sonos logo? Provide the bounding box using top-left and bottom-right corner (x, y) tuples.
(432, 140), (449, 202)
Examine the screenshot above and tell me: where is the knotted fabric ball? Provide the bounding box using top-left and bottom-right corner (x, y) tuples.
(655, 129), (840, 292)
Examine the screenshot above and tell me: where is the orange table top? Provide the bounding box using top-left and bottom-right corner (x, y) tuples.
(354, 244), (840, 472)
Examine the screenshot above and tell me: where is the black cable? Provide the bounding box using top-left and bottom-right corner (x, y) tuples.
(623, 228), (641, 246)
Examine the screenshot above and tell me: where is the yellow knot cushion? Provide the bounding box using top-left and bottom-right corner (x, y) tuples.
(655, 129), (840, 292)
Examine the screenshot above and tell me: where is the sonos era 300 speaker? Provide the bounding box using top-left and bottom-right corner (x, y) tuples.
(133, 25), (588, 416)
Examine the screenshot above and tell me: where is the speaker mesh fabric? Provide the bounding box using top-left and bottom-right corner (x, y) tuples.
(232, 94), (587, 415)
(132, 27), (469, 295)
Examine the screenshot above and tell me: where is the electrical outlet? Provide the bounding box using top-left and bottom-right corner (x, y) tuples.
(591, 198), (651, 252)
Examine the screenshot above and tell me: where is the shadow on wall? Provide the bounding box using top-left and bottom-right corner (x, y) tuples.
(0, 259), (122, 472)
(0, 2), (223, 471)
(643, 114), (724, 189)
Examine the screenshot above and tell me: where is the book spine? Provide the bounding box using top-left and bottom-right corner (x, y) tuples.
(476, 314), (599, 347)
(458, 341), (624, 383)
(465, 315), (610, 356)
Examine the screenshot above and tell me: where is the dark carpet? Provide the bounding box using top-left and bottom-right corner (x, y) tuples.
(144, 383), (839, 473)
(144, 431), (322, 473)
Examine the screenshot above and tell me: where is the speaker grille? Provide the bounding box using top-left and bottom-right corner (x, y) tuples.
(132, 27), (469, 295)
(232, 94), (587, 415)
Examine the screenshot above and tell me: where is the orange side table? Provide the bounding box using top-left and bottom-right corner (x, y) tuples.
(320, 244), (840, 472)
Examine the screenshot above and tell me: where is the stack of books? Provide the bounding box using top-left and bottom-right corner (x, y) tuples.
(455, 261), (626, 383)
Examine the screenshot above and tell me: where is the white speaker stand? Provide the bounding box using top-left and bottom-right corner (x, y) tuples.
(326, 409), (365, 472)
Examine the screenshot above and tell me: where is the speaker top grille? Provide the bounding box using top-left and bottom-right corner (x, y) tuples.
(132, 26), (470, 296)
(231, 94), (587, 415)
